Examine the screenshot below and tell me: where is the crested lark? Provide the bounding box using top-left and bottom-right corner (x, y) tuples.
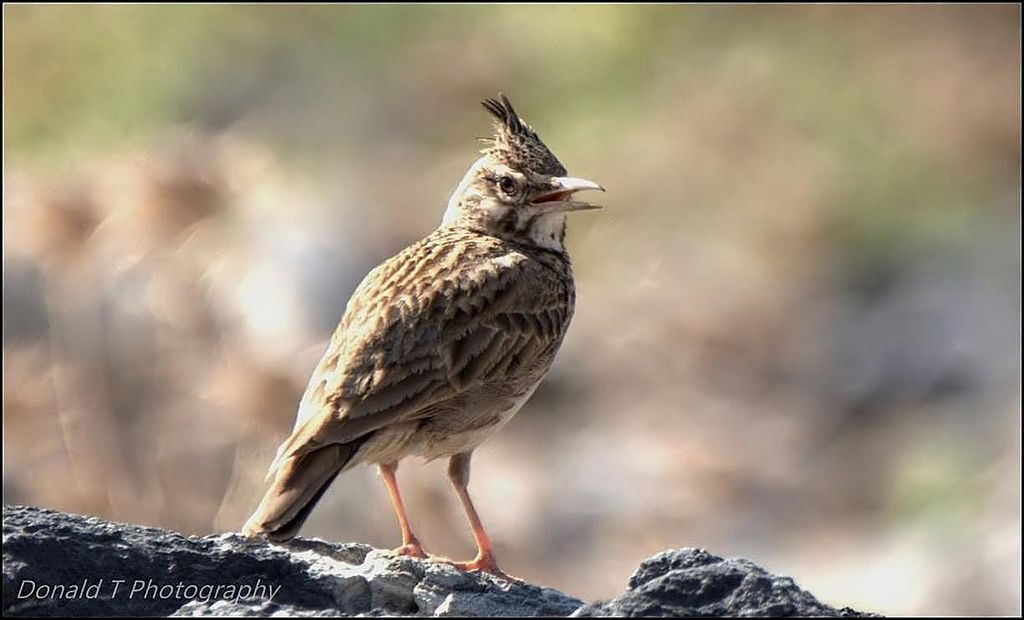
(242, 94), (603, 577)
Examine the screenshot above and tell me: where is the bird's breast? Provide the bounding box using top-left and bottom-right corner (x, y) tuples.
(413, 379), (544, 461)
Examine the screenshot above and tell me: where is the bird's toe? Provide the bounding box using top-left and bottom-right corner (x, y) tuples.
(389, 542), (430, 559)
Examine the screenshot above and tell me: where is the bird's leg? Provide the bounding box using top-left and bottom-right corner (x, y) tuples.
(379, 462), (428, 559)
(443, 452), (515, 580)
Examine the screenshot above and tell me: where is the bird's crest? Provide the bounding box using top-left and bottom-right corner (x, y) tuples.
(480, 94), (567, 176)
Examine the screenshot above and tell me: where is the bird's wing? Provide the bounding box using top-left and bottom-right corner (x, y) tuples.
(268, 229), (571, 472)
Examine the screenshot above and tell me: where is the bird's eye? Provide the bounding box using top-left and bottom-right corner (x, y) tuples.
(498, 176), (517, 195)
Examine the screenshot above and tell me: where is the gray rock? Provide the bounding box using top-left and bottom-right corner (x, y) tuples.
(572, 548), (877, 617)
(2, 505), (875, 617)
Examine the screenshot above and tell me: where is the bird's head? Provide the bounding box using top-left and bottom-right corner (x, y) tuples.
(442, 94), (603, 252)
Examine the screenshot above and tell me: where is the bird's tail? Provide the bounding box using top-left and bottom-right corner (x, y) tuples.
(242, 439), (363, 543)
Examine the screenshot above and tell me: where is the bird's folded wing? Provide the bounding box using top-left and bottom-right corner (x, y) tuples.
(269, 234), (570, 468)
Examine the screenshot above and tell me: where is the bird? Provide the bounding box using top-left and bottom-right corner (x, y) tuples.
(241, 93), (603, 579)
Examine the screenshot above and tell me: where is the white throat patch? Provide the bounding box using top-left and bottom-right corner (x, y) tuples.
(526, 213), (567, 251)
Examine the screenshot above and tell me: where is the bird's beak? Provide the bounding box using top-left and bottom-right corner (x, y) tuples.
(528, 176), (605, 214)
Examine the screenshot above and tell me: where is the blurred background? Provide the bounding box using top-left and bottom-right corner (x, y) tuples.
(2, 4), (1020, 615)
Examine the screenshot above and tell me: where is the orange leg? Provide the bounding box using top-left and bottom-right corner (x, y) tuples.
(444, 452), (515, 580)
(379, 462), (427, 559)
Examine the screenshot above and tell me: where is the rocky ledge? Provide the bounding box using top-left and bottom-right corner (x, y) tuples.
(2, 505), (873, 617)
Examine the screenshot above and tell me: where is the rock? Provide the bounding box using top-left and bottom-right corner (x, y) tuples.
(572, 548), (877, 617)
(2, 505), (875, 617)
(2, 505), (580, 617)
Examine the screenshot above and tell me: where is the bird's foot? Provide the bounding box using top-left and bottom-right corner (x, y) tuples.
(431, 553), (518, 582)
(389, 541), (429, 559)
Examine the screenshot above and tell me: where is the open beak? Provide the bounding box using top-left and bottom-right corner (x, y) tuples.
(528, 176), (605, 213)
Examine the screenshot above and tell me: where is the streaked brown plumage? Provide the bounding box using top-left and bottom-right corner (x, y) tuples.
(242, 94), (603, 577)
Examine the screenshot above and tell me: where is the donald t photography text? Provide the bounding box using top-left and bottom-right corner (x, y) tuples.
(15, 578), (281, 606)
